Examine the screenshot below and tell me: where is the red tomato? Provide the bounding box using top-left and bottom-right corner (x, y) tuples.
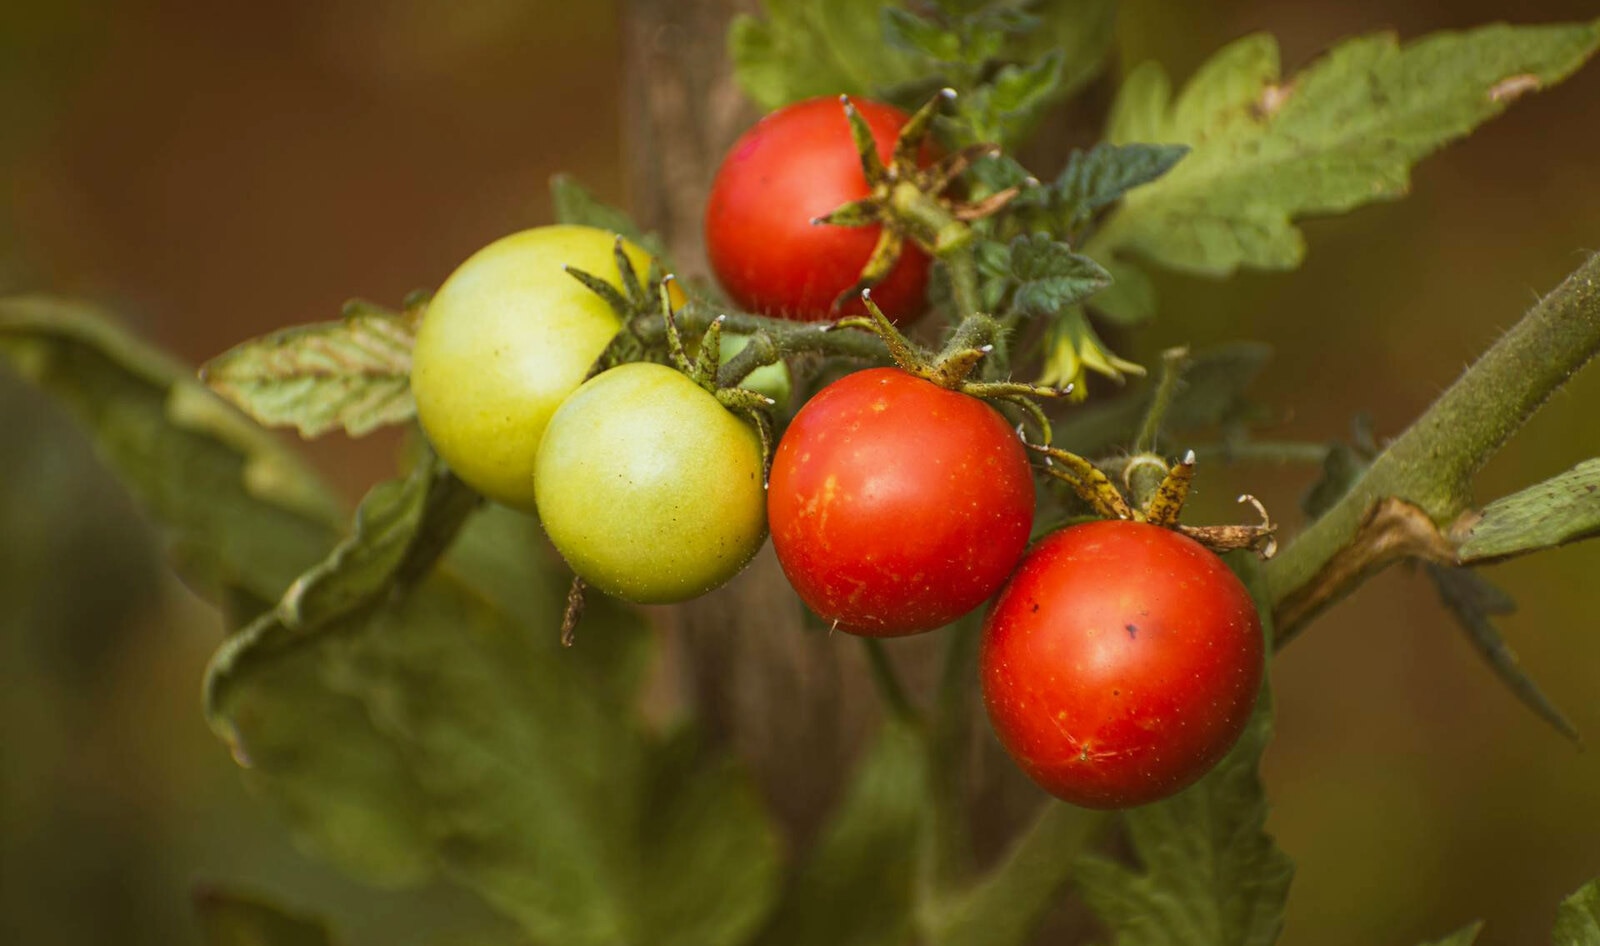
(980, 520), (1264, 808)
(768, 368), (1034, 635)
(705, 96), (931, 324)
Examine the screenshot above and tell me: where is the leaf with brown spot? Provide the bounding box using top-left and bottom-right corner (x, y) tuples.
(1089, 20), (1600, 278)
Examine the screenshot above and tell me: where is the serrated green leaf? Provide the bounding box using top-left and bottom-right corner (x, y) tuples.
(193, 888), (335, 946)
(1554, 878), (1600, 945)
(1074, 658), (1291, 946)
(732, 0), (1113, 125)
(0, 296), (338, 605)
(965, 52), (1066, 146)
(1008, 234), (1113, 318)
(201, 301), (419, 439)
(1425, 563), (1580, 743)
(1091, 21), (1600, 276)
(730, 0), (923, 112)
(1418, 921), (1484, 946)
(1054, 143), (1190, 236)
(1455, 458), (1600, 564)
(1015, 0), (1117, 103)
(882, 6), (962, 62)
(754, 719), (931, 946)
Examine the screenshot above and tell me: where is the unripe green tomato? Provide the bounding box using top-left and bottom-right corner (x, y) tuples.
(410, 225), (668, 511)
(534, 362), (768, 604)
(719, 333), (792, 409)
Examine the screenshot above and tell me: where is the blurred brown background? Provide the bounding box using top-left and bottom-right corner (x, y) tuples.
(2, 0), (1597, 944)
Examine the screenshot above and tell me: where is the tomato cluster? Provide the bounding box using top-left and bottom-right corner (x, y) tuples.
(408, 95), (1265, 809)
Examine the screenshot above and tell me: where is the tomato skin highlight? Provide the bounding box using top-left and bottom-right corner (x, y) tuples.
(980, 520), (1264, 808)
(767, 368), (1035, 636)
(534, 363), (768, 604)
(705, 96), (931, 324)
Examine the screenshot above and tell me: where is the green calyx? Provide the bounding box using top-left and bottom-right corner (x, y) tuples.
(815, 90), (1033, 315)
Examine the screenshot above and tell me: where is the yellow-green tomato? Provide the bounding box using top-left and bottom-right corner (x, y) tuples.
(534, 363), (768, 604)
(410, 225), (665, 511)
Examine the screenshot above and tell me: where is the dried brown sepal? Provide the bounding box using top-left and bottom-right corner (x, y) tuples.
(1179, 494), (1279, 559)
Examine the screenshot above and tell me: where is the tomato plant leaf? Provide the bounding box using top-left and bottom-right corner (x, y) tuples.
(1454, 458), (1600, 564)
(754, 719), (931, 946)
(1012, 0), (1116, 106)
(0, 296), (338, 606)
(732, 0), (1113, 124)
(1089, 257), (1158, 326)
(204, 450), (479, 886)
(1554, 878), (1600, 946)
(1425, 563), (1580, 743)
(1074, 678), (1292, 946)
(730, 0), (923, 112)
(881, 6), (963, 63)
(1088, 20), (1600, 280)
(200, 298), (422, 439)
(206, 451), (779, 945)
(962, 52), (1065, 147)
(1007, 233), (1112, 319)
(1050, 143), (1190, 240)
(550, 174), (667, 261)
(1417, 922), (1484, 946)
(927, 803), (1102, 946)
(192, 887), (335, 946)
(638, 730), (784, 946)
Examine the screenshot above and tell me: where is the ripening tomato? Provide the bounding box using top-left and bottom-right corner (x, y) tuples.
(767, 367), (1034, 635)
(980, 520), (1264, 808)
(534, 362), (767, 604)
(411, 225), (672, 511)
(705, 96), (931, 324)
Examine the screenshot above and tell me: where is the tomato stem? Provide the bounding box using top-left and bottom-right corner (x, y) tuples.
(1133, 346), (1191, 454)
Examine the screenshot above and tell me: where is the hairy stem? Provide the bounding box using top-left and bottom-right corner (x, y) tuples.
(1266, 252), (1600, 643)
(1193, 440), (1332, 465)
(1133, 347), (1190, 454)
(634, 299), (891, 363)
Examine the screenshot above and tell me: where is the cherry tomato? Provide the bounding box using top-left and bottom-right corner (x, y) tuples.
(534, 362), (767, 604)
(767, 367), (1034, 635)
(705, 96), (931, 324)
(411, 225), (670, 511)
(980, 520), (1264, 808)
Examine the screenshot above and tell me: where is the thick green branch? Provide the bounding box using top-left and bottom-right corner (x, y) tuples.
(1266, 252), (1600, 642)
